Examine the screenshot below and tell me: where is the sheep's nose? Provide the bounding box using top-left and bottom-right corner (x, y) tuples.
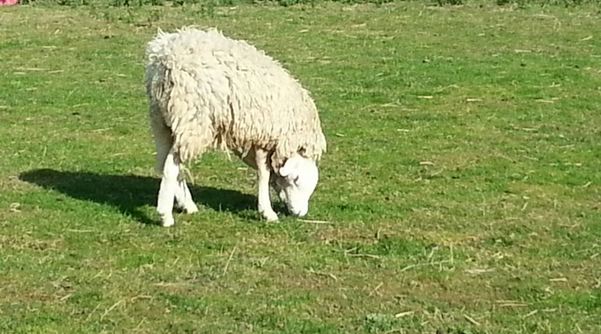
(292, 207), (308, 217)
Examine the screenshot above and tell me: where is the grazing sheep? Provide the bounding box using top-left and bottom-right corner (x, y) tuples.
(145, 27), (327, 226)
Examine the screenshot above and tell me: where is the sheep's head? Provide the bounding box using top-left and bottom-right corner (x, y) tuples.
(271, 154), (319, 217)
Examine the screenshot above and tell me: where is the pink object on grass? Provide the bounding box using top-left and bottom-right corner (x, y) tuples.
(0, 0), (18, 5)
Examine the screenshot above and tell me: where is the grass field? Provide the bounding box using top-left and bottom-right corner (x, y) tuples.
(1, 1), (600, 333)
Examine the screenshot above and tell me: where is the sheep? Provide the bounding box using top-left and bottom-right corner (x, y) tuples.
(144, 27), (327, 227)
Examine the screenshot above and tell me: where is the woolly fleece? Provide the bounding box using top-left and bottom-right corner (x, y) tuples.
(145, 27), (326, 169)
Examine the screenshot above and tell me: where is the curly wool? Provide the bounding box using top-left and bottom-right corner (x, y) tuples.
(145, 27), (326, 169)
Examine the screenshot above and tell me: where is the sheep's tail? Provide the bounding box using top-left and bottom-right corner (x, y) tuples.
(145, 36), (174, 173)
(146, 58), (216, 167)
(149, 105), (172, 175)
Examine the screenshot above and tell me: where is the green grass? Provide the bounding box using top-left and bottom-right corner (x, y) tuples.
(1, 1), (600, 333)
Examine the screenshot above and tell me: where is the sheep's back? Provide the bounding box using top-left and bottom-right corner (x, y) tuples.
(145, 28), (326, 164)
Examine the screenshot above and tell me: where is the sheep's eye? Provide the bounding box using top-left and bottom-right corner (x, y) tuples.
(293, 176), (300, 184)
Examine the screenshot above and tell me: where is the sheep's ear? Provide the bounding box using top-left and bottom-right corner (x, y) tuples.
(278, 159), (296, 178)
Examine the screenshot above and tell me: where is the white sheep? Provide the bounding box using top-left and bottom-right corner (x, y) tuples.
(144, 27), (327, 226)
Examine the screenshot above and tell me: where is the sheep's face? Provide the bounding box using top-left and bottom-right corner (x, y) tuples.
(272, 154), (319, 217)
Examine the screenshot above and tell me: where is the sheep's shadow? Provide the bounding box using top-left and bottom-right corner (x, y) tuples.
(19, 169), (257, 225)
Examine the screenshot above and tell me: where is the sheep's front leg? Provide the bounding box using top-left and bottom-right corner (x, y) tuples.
(157, 152), (180, 227)
(175, 178), (198, 214)
(255, 149), (278, 222)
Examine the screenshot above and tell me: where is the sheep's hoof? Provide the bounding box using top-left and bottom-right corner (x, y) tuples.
(183, 203), (199, 214)
(174, 201), (199, 214)
(261, 210), (279, 222)
(160, 214), (175, 227)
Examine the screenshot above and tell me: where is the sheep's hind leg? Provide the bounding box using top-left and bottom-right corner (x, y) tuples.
(157, 152), (180, 227)
(255, 149), (278, 222)
(175, 177), (198, 214)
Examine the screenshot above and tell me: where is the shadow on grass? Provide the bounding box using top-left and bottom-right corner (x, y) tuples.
(19, 168), (257, 225)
